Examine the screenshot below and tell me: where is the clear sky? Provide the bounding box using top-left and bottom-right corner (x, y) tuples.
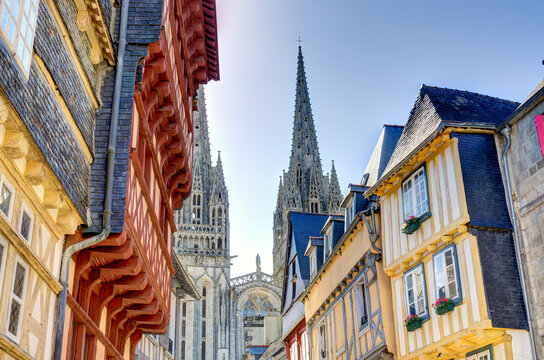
(203, 0), (544, 277)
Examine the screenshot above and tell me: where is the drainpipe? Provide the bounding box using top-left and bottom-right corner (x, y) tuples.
(52, 0), (130, 356)
(500, 126), (537, 360)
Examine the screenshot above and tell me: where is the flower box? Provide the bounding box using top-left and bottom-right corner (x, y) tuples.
(404, 314), (422, 332)
(405, 318), (422, 332)
(402, 221), (420, 234)
(432, 297), (455, 315)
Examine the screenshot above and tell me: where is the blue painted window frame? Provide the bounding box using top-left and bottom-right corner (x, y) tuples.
(466, 344), (493, 360)
(403, 263), (429, 321)
(432, 244), (463, 305)
(401, 164), (431, 223)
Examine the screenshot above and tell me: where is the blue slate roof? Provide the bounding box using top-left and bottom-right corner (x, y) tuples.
(288, 212), (329, 281)
(363, 125), (404, 186)
(381, 85), (519, 178)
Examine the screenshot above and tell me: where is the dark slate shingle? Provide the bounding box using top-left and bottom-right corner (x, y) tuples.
(381, 85), (519, 179)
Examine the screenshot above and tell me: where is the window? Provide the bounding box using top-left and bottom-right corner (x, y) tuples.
(318, 323), (327, 360)
(18, 202), (33, 242)
(182, 320), (186, 336)
(433, 245), (461, 302)
(467, 345), (493, 360)
(181, 340), (185, 360)
(201, 341), (205, 360)
(301, 331), (308, 360)
(403, 264), (428, 318)
(290, 339), (298, 360)
(355, 284), (369, 328)
(6, 257), (28, 342)
(324, 234), (331, 258)
(0, 236), (7, 295)
(182, 302), (186, 317)
(0, 0), (39, 72)
(0, 177), (15, 219)
(201, 320), (206, 337)
(402, 166), (430, 220)
(310, 253), (316, 278)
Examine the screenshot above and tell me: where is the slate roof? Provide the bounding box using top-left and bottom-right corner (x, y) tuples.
(381, 85), (520, 180)
(288, 212), (329, 281)
(363, 125), (404, 186)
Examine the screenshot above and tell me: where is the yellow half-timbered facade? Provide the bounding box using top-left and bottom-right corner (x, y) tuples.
(302, 184), (396, 360)
(367, 85), (532, 360)
(0, 97), (82, 359)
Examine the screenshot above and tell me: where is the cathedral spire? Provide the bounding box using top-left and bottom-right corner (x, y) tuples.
(287, 46), (324, 209)
(328, 160), (342, 213)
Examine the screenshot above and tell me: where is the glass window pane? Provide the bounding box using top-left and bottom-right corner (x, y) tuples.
(20, 211), (32, 240)
(13, 263), (25, 298)
(8, 300), (20, 335)
(0, 184), (13, 215)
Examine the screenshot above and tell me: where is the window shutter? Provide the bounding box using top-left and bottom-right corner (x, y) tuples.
(535, 115), (544, 156)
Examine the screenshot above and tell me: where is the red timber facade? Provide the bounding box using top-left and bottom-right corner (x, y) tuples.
(62, 0), (219, 358)
(285, 320), (307, 360)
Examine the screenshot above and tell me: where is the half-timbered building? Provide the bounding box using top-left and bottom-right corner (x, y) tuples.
(282, 212), (329, 360)
(300, 125), (403, 360)
(62, 0), (219, 358)
(366, 85), (532, 360)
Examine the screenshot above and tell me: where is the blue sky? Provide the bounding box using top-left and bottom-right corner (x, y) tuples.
(203, 0), (544, 277)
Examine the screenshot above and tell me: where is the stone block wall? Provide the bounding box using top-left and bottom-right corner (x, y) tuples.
(497, 97), (544, 358)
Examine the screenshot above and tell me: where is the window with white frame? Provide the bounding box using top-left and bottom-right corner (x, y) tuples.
(318, 323), (327, 360)
(6, 256), (28, 342)
(403, 264), (427, 317)
(0, 176), (15, 219)
(467, 346), (492, 360)
(433, 245), (461, 301)
(402, 166), (430, 220)
(310, 253), (316, 278)
(355, 282), (369, 328)
(0, 236), (7, 295)
(0, 0), (39, 72)
(18, 202), (33, 242)
(301, 331), (308, 360)
(290, 339), (298, 360)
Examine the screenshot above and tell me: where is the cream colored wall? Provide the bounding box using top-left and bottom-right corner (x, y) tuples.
(380, 139), (470, 273)
(304, 221), (371, 321)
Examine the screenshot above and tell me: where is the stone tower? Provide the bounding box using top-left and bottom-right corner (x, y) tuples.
(174, 85), (231, 360)
(272, 46), (343, 284)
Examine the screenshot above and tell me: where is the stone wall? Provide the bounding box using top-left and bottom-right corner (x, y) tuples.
(497, 95), (544, 357)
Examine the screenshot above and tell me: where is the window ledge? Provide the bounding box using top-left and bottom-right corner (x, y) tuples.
(384, 216), (470, 277)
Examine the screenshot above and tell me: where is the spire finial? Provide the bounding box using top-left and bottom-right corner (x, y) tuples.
(297, 35), (303, 47)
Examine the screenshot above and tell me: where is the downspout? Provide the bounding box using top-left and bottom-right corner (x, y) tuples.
(52, 0), (130, 356)
(500, 126), (537, 360)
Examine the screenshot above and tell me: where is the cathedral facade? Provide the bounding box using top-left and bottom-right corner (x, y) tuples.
(171, 46), (341, 360)
(272, 46), (343, 284)
(173, 86), (281, 360)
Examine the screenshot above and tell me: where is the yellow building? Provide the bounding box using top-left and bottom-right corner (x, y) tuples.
(367, 85), (533, 360)
(301, 184), (396, 360)
(0, 97), (83, 359)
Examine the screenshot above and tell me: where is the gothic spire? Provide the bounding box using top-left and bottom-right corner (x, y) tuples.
(328, 160), (342, 213)
(193, 85), (212, 170)
(287, 46), (324, 210)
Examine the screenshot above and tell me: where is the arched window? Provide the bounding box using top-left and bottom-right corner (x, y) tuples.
(202, 287), (207, 297)
(218, 239), (222, 249)
(181, 341), (185, 360)
(202, 341), (206, 360)
(211, 242), (215, 249)
(197, 194), (201, 206)
(296, 165), (302, 186)
(202, 321), (206, 337)
(182, 320), (186, 336)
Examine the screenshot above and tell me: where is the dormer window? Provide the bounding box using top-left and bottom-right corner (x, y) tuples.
(310, 252), (317, 278)
(402, 166), (430, 221)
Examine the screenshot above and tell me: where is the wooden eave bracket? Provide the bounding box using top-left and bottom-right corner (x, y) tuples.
(75, 0), (115, 65)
